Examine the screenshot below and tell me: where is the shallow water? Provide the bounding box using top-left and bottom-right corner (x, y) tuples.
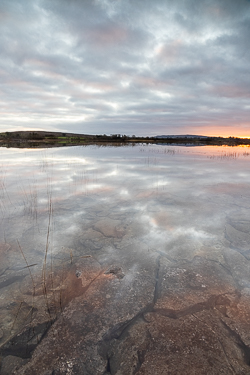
(1, 144), (250, 374)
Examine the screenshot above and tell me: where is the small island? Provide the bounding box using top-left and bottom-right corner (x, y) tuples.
(1, 130), (250, 148)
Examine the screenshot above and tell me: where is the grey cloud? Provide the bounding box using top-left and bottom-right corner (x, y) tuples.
(0, 0), (250, 136)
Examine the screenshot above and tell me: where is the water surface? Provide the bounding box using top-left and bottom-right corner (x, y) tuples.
(1, 144), (250, 374)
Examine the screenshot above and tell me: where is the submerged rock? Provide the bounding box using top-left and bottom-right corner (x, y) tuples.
(6, 251), (250, 375)
(1, 355), (26, 375)
(94, 218), (125, 238)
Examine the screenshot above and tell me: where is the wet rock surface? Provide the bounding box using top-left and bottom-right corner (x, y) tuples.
(1, 355), (27, 375)
(3, 246), (249, 375)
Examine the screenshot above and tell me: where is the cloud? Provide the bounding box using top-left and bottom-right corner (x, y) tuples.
(0, 0), (250, 136)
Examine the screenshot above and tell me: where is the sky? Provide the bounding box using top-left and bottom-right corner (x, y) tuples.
(1, 0), (250, 137)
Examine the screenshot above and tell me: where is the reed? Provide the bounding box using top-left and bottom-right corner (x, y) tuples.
(15, 240), (36, 335)
(42, 191), (53, 321)
(17, 240), (35, 297)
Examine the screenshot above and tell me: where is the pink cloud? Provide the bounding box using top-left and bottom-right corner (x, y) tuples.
(155, 40), (183, 64)
(134, 75), (174, 89)
(86, 24), (128, 47)
(212, 85), (250, 98)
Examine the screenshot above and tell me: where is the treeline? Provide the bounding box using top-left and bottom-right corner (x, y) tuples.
(1, 131), (250, 147)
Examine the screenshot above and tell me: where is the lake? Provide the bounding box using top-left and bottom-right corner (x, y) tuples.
(1, 144), (250, 374)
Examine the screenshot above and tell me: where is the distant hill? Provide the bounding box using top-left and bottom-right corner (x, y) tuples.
(155, 135), (209, 139)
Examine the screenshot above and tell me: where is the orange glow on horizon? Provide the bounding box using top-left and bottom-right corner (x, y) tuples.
(203, 131), (250, 139)
(188, 125), (250, 139)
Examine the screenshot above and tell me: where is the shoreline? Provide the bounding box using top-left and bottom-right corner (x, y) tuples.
(1, 130), (250, 148)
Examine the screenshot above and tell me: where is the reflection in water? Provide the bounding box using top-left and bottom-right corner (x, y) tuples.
(1, 144), (250, 373)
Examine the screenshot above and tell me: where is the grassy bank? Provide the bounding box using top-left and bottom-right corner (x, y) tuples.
(1, 130), (250, 148)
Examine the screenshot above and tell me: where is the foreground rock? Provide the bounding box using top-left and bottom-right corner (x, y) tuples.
(0, 251), (246, 375)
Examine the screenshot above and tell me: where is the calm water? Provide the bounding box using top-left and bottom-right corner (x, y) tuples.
(1, 144), (250, 373)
